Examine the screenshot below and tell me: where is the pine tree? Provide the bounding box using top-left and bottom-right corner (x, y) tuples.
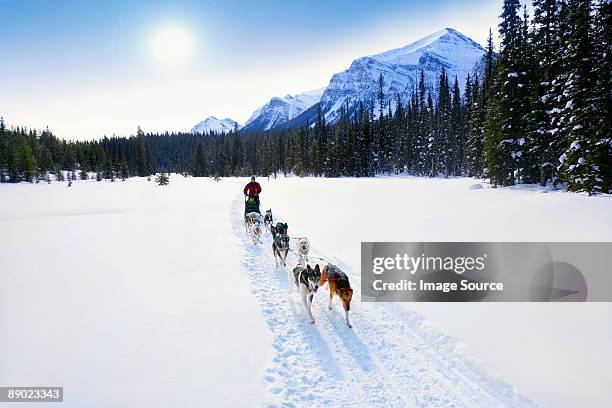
(120, 160), (129, 181)
(56, 167), (65, 182)
(156, 170), (170, 185)
(451, 76), (465, 175)
(485, 0), (530, 186)
(0, 117), (6, 182)
(530, 0), (560, 186)
(467, 30), (496, 178)
(548, 0), (572, 187)
(558, 0), (599, 193)
(192, 140), (207, 177)
(18, 138), (36, 182)
(79, 152), (89, 180)
(136, 127), (149, 177)
(313, 104), (327, 176)
(104, 157), (114, 181)
(95, 164), (102, 181)
(591, 0), (612, 193)
(434, 68), (453, 177)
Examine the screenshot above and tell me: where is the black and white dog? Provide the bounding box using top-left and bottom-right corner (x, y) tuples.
(271, 222), (289, 267)
(290, 263), (321, 324)
(272, 234), (290, 267)
(271, 222), (288, 238)
(264, 209), (273, 232)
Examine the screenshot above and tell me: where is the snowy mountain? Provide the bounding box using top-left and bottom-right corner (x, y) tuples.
(191, 116), (241, 134)
(287, 28), (487, 128)
(241, 88), (325, 132)
(202, 28), (486, 133)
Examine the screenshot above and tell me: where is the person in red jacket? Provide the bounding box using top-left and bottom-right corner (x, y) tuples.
(244, 176), (262, 204)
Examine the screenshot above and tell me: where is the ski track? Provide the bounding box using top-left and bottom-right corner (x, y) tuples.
(231, 195), (535, 408)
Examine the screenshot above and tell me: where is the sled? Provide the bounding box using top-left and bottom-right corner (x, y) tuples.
(244, 196), (260, 218)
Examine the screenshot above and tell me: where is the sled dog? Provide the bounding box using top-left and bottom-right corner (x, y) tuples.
(271, 222), (288, 239)
(290, 263), (321, 324)
(320, 264), (353, 328)
(245, 212), (263, 244)
(264, 210), (273, 232)
(296, 237), (310, 264)
(272, 233), (290, 267)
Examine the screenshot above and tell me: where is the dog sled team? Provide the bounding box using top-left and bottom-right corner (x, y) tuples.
(243, 176), (354, 328)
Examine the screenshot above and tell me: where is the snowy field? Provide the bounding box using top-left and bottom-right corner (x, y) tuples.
(1, 175), (611, 407)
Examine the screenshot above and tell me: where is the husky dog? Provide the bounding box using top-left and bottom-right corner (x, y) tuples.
(271, 222), (288, 239)
(273, 234), (290, 267)
(245, 212), (263, 244)
(320, 264), (353, 328)
(264, 210), (273, 232)
(296, 237), (310, 264)
(290, 264), (321, 324)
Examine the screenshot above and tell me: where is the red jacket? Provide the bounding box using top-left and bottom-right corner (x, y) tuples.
(244, 181), (262, 197)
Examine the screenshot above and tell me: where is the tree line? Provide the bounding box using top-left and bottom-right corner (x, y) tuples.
(0, 0), (609, 194)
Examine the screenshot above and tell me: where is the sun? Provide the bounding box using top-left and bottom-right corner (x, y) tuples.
(150, 25), (194, 68)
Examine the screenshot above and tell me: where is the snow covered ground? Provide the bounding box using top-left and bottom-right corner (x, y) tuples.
(1, 175), (610, 407)
(0, 178), (272, 407)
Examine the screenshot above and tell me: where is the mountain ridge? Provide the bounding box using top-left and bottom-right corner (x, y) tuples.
(191, 28), (487, 133)
(191, 116), (241, 134)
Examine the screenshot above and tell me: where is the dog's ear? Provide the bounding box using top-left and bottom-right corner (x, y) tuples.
(306, 264), (312, 272)
(314, 264), (320, 272)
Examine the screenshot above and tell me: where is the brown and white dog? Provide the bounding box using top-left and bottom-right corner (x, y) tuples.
(320, 264), (353, 328)
(244, 212), (263, 244)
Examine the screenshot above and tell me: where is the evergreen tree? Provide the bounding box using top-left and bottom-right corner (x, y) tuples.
(156, 170), (170, 185)
(192, 141), (207, 177)
(434, 67), (453, 176)
(136, 127), (150, 177)
(0, 117), (6, 182)
(485, 0), (530, 186)
(451, 76), (465, 175)
(558, 0), (599, 193)
(591, 0), (612, 193)
(79, 152), (89, 180)
(18, 138), (36, 182)
(530, 0), (561, 186)
(120, 160), (129, 181)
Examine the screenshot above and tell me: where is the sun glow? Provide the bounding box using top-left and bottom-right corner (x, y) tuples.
(150, 25), (195, 68)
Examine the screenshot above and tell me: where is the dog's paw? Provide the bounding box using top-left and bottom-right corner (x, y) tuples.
(310, 319), (315, 324)
(347, 323), (352, 328)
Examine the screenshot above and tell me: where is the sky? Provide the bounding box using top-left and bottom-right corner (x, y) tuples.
(0, 0), (502, 140)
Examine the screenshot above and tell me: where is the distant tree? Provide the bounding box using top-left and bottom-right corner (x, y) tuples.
(155, 171), (170, 185)
(120, 160), (129, 181)
(18, 139), (36, 182)
(55, 167), (65, 182)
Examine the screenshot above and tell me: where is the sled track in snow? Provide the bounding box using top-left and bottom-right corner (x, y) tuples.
(230, 195), (536, 408)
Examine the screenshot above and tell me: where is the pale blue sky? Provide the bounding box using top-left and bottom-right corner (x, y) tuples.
(0, 0), (502, 139)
